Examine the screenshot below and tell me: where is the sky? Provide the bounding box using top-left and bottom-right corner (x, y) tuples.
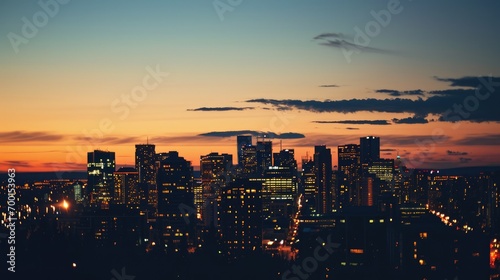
(1, 0), (500, 172)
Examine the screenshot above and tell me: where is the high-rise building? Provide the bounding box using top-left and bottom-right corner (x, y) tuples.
(135, 144), (156, 185)
(87, 150), (115, 208)
(273, 149), (297, 173)
(301, 157), (317, 215)
(314, 145), (333, 214)
(157, 151), (194, 252)
(256, 140), (273, 175)
(113, 167), (139, 207)
(73, 181), (83, 204)
(337, 144), (360, 209)
(237, 135), (252, 166)
(135, 144), (157, 210)
(200, 152), (233, 227)
(218, 178), (262, 258)
(260, 166), (298, 240)
(360, 136), (380, 165)
(368, 159), (395, 195)
(241, 145), (257, 176)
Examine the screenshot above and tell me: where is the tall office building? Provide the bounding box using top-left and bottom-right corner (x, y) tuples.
(301, 158), (317, 215)
(135, 144), (157, 210)
(260, 166), (298, 240)
(237, 135), (252, 166)
(200, 152), (233, 227)
(256, 140), (273, 175)
(368, 159), (395, 194)
(218, 179), (262, 258)
(157, 151), (194, 252)
(360, 136), (380, 165)
(113, 167), (139, 207)
(314, 145), (333, 214)
(135, 144), (156, 185)
(241, 145), (258, 176)
(273, 149), (297, 173)
(87, 150), (115, 208)
(337, 144), (360, 209)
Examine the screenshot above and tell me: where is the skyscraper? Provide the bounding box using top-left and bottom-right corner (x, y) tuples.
(241, 145), (258, 176)
(301, 157), (317, 215)
(200, 152), (233, 227)
(260, 165), (298, 240)
(273, 148), (297, 173)
(314, 145), (333, 214)
(256, 140), (273, 175)
(337, 144), (360, 209)
(237, 135), (252, 167)
(360, 136), (380, 165)
(157, 151), (194, 252)
(113, 167), (139, 207)
(87, 150), (115, 208)
(135, 144), (157, 210)
(218, 178), (262, 258)
(135, 144), (156, 185)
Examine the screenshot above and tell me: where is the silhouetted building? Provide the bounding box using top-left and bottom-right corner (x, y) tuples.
(338, 144), (360, 209)
(87, 150), (115, 208)
(157, 151), (194, 252)
(113, 167), (139, 208)
(273, 148), (297, 173)
(256, 140), (273, 175)
(360, 136), (380, 165)
(301, 157), (317, 215)
(237, 135), (252, 166)
(241, 144), (258, 176)
(218, 179), (262, 258)
(200, 152), (233, 227)
(259, 166), (298, 240)
(136, 144), (157, 210)
(314, 145), (333, 214)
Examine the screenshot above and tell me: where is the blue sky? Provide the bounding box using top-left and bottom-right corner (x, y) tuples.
(1, 0), (500, 170)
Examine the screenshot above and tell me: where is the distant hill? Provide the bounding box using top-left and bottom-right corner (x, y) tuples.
(0, 171), (87, 183)
(0, 170), (203, 184)
(1, 166), (498, 184)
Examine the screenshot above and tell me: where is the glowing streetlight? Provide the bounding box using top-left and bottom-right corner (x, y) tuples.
(62, 200), (69, 210)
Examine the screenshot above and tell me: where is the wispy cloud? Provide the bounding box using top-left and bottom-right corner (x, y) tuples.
(1, 160), (33, 168)
(313, 32), (393, 54)
(0, 131), (65, 143)
(434, 76), (500, 88)
(187, 107), (255, 112)
(319, 84), (340, 88)
(447, 150), (468, 156)
(454, 134), (500, 146)
(247, 75), (500, 123)
(392, 116), (429, 124)
(459, 157), (472, 163)
(73, 136), (141, 145)
(198, 130), (305, 139)
(376, 89), (425, 97)
(313, 120), (390, 125)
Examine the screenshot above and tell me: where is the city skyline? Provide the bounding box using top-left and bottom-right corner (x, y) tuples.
(1, 1), (500, 172)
